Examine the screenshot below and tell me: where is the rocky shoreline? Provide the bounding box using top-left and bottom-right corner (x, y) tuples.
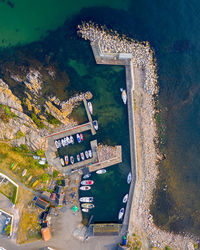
(77, 22), (197, 249)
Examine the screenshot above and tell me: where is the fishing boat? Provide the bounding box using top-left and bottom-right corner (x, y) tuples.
(123, 194), (128, 203)
(83, 174), (91, 179)
(70, 156), (74, 164)
(60, 158), (65, 166)
(82, 208), (89, 213)
(55, 140), (60, 149)
(70, 135), (74, 144)
(64, 155), (69, 165)
(80, 152), (85, 161)
(85, 150), (89, 159)
(79, 197), (93, 202)
(121, 88), (127, 104)
(118, 208), (125, 220)
(80, 133), (83, 141)
(81, 180), (94, 185)
(96, 169), (106, 174)
(88, 150), (92, 158)
(88, 102), (93, 114)
(93, 120), (98, 130)
(81, 203), (95, 209)
(76, 133), (81, 143)
(80, 186), (91, 191)
(77, 154), (80, 162)
(127, 172), (132, 184)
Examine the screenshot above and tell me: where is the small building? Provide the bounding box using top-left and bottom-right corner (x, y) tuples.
(50, 193), (56, 201)
(41, 227), (51, 241)
(56, 193), (64, 206)
(55, 185), (62, 195)
(42, 191), (51, 201)
(35, 198), (49, 210)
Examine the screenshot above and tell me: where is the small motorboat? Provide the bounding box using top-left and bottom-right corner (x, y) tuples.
(123, 194), (128, 203)
(76, 133), (81, 143)
(55, 140), (60, 149)
(83, 174), (91, 179)
(80, 133), (83, 141)
(66, 136), (70, 144)
(96, 169), (106, 174)
(77, 154), (80, 162)
(85, 150), (89, 159)
(118, 208), (125, 220)
(81, 180), (94, 185)
(121, 88), (127, 104)
(82, 208), (89, 213)
(88, 102), (93, 114)
(60, 158), (65, 166)
(64, 137), (68, 146)
(93, 120), (98, 130)
(61, 138), (65, 147)
(79, 197), (93, 202)
(81, 203), (95, 209)
(64, 155), (69, 165)
(80, 152), (85, 161)
(80, 186), (91, 191)
(70, 156), (74, 164)
(88, 150), (92, 158)
(127, 172), (132, 184)
(70, 135), (74, 144)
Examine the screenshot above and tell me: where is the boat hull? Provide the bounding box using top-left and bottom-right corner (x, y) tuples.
(79, 197), (93, 202)
(80, 186), (91, 191)
(81, 180), (94, 185)
(81, 203), (95, 209)
(96, 169), (106, 174)
(123, 194), (128, 203)
(118, 208), (125, 220)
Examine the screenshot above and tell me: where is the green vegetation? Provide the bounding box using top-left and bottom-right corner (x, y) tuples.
(0, 105), (17, 122)
(0, 181), (17, 204)
(127, 234), (142, 250)
(12, 186), (18, 204)
(36, 149), (45, 157)
(16, 130), (25, 139)
(13, 144), (30, 153)
(165, 246), (172, 250)
(31, 113), (45, 129)
(53, 170), (59, 178)
(5, 224), (11, 236)
(40, 173), (50, 182)
(46, 113), (61, 125)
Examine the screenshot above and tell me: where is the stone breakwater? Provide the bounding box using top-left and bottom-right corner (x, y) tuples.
(78, 21), (158, 95)
(78, 22), (196, 249)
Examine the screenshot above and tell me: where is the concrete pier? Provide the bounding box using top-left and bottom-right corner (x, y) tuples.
(83, 98), (96, 135)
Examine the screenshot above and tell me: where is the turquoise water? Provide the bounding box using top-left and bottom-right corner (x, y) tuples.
(0, 0), (200, 236)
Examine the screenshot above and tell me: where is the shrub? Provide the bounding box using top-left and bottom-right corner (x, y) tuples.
(40, 173), (49, 183)
(5, 224), (11, 236)
(46, 113), (61, 125)
(20, 144), (29, 153)
(12, 186), (17, 204)
(36, 149), (45, 156)
(53, 170), (59, 178)
(16, 130), (25, 139)
(31, 113), (45, 129)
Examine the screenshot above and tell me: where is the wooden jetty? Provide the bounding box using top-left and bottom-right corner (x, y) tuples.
(90, 223), (122, 236)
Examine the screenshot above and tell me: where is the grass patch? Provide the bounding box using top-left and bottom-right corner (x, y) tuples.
(31, 113), (46, 129)
(0, 181), (16, 203)
(17, 206), (41, 244)
(46, 113), (61, 125)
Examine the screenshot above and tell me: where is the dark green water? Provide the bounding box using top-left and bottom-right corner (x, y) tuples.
(1, 0), (200, 236)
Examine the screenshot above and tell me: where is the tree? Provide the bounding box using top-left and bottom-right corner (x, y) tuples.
(40, 173), (49, 183)
(53, 170), (59, 178)
(36, 149), (45, 156)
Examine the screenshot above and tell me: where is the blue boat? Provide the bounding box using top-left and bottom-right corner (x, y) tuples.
(76, 133), (81, 143)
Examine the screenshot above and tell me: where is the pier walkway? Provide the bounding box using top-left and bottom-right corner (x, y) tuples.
(90, 41), (137, 236)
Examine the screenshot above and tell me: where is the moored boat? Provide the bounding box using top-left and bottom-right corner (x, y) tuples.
(80, 186), (91, 191)
(79, 197), (93, 202)
(121, 89), (127, 104)
(64, 155), (69, 165)
(88, 150), (92, 158)
(81, 203), (95, 209)
(82, 208), (89, 213)
(83, 174), (91, 179)
(118, 208), (124, 220)
(81, 180), (94, 185)
(93, 120), (98, 130)
(96, 169), (106, 174)
(85, 150), (89, 159)
(60, 158), (65, 166)
(61, 138), (65, 147)
(80, 133), (83, 141)
(66, 136), (70, 144)
(70, 135), (74, 144)
(76, 133), (81, 143)
(80, 152), (85, 161)
(70, 156), (74, 164)
(88, 102), (93, 114)
(123, 194), (128, 203)
(55, 140), (61, 149)
(77, 154), (80, 162)
(64, 137), (68, 146)
(127, 172), (132, 184)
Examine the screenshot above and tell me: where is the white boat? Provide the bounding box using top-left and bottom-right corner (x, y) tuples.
(61, 138), (65, 147)
(70, 156), (74, 164)
(96, 169), (106, 174)
(127, 172), (132, 184)
(82, 208), (89, 213)
(123, 194), (128, 203)
(64, 137), (68, 146)
(60, 158), (65, 166)
(85, 150), (89, 159)
(88, 150), (92, 158)
(70, 135), (74, 144)
(77, 154), (80, 162)
(121, 89), (127, 104)
(118, 208), (124, 220)
(66, 136), (70, 144)
(83, 174), (91, 179)
(79, 197), (93, 202)
(81, 180), (94, 185)
(55, 140), (59, 149)
(80, 186), (91, 191)
(93, 120), (98, 130)
(80, 152), (85, 161)
(88, 102), (93, 114)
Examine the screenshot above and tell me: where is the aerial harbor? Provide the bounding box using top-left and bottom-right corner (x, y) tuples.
(0, 1), (200, 250)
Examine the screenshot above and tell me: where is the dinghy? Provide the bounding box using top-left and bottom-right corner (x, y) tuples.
(127, 172), (132, 184)
(79, 197), (93, 202)
(96, 169), (106, 174)
(118, 208), (125, 220)
(80, 186), (91, 191)
(81, 180), (94, 185)
(123, 194), (128, 203)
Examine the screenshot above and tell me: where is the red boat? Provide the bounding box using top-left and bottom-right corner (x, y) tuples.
(64, 155), (69, 165)
(80, 186), (91, 191)
(80, 133), (83, 141)
(81, 180), (94, 185)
